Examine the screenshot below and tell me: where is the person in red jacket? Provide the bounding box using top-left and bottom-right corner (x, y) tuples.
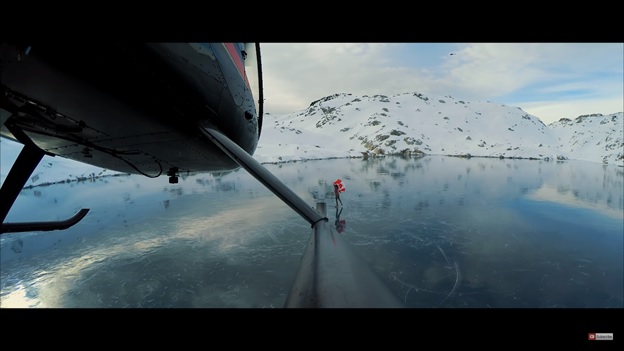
(334, 183), (343, 207)
(333, 179), (345, 207)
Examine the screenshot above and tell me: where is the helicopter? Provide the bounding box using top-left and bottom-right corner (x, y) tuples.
(0, 42), (402, 307)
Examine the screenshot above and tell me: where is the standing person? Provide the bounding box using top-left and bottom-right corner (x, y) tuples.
(333, 179), (345, 207)
(334, 183), (343, 207)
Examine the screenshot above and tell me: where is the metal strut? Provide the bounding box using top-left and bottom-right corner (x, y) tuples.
(197, 127), (404, 307)
(199, 122), (326, 227)
(0, 124), (90, 234)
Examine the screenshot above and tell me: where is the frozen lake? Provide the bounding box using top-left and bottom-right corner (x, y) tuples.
(1, 156), (622, 308)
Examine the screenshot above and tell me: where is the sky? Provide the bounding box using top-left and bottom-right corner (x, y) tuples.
(257, 43), (624, 124)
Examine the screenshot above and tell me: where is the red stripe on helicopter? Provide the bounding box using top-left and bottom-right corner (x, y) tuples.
(223, 43), (250, 89)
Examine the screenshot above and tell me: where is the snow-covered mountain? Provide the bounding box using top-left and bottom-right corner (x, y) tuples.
(2, 92), (622, 188)
(548, 113), (623, 165)
(254, 92), (623, 165)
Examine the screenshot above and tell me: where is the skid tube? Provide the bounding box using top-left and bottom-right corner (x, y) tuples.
(0, 123), (90, 234)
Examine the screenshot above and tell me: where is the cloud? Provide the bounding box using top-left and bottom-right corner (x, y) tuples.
(261, 43), (396, 113)
(521, 97), (624, 123)
(259, 43), (624, 122)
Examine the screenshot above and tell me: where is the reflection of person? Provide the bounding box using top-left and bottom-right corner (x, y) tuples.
(335, 206), (346, 233)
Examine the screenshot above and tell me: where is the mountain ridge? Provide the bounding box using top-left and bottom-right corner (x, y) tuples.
(2, 91), (622, 188)
(255, 92), (623, 165)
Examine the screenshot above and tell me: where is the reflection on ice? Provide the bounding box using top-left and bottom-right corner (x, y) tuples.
(1, 156), (622, 308)
(528, 185), (623, 220)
